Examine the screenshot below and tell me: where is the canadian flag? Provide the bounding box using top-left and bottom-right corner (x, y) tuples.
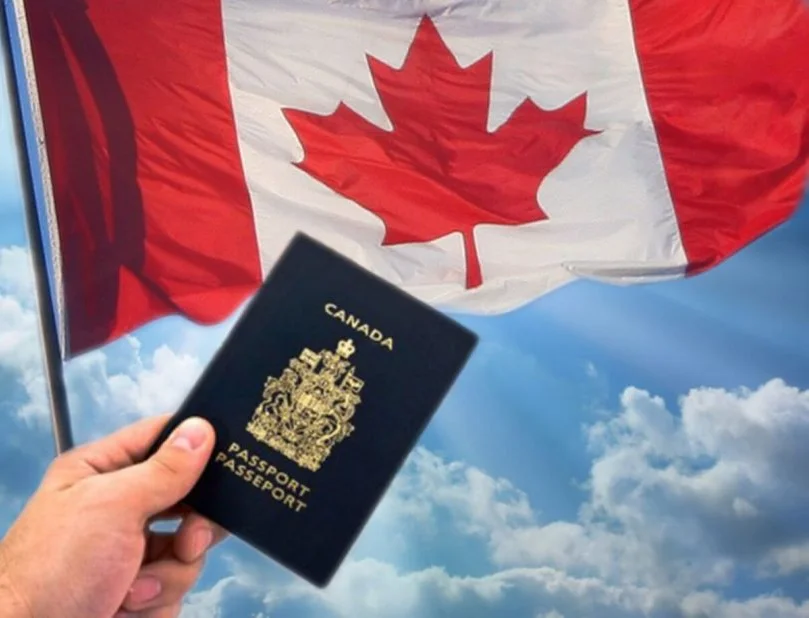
(11, 0), (809, 357)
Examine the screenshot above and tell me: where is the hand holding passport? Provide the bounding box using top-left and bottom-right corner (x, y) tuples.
(149, 234), (478, 586)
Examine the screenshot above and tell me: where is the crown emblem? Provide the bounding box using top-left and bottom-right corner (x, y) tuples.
(245, 339), (364, 471)
(336, 338), (355, 358)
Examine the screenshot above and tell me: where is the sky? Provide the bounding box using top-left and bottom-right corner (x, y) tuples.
(2, 27), (809, 618)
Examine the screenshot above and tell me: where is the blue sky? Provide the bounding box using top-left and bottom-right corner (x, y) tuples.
(2, 29), (809, 618)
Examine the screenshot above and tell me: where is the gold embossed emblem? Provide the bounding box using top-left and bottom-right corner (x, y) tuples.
(246, 339), (364, 471)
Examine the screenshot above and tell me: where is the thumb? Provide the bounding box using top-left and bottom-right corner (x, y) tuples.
(109, 417), (216, 520)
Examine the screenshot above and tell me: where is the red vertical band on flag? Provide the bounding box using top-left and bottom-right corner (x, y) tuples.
(22, 0), (260, 357)
(629, 0), (809, 274)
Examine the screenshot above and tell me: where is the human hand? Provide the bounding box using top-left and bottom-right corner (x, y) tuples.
(0, 414), (226, 618)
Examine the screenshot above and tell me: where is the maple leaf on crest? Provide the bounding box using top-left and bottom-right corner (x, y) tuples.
(283, 15), (598, 288)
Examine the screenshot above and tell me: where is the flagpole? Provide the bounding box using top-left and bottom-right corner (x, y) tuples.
(1, 1), (74, 454)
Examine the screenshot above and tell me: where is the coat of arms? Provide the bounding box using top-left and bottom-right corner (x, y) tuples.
(246, 339), (364, 471)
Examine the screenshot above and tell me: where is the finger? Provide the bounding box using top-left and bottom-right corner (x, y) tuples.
(145, 531), (175, 563)
(120, 557), (205, 613)
(172, 513), (229, 564)
(149, 504), (192, 523)
(144, 514), (227, 565)
(147, 602), (183, 618)
(115, 601), (183, 618)
(146, 602), (183, 618)
(107, 417), (216, 521)
(44, 414), (172, 488)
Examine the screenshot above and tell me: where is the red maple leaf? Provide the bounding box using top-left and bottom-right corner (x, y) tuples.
(283, 15), (599, 288)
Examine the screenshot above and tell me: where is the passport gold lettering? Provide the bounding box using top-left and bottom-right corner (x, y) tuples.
(325, 303), (393, 350)
(246, 339), (364, 471)
(214, 444), (309, 513)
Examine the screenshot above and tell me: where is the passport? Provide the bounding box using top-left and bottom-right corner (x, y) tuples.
(149, 233), (478, 587)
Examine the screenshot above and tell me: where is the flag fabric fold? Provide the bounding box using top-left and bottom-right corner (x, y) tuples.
(10, 0), (809, 357)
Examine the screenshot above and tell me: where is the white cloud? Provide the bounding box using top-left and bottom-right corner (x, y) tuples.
(67, 336), (203, 431)
(582, 380), (809, 585)
(190, 554), (663, 618)
(386, 447), (535, 538)
(109, 340), (202, 415)
(186, 379), (809, 618)
(0, 246), (49, 424)
(447, 379), (809, 592)
(0, 246), (35, 300)
(0, 246), (204, 435)
(761, 542), (809, 577)
(681, 591), (809, 618)
(182, 576), (241, 618)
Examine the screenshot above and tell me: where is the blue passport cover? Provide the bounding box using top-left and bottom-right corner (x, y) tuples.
(149, 233), (478, 587)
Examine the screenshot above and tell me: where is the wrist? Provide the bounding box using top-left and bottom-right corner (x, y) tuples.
(0, 544), (34, 618)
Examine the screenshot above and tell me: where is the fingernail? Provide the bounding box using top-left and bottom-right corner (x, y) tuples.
(128, 576), (161, 605)
(193, 527), (214, 559)
(170, 418), (209, 451)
